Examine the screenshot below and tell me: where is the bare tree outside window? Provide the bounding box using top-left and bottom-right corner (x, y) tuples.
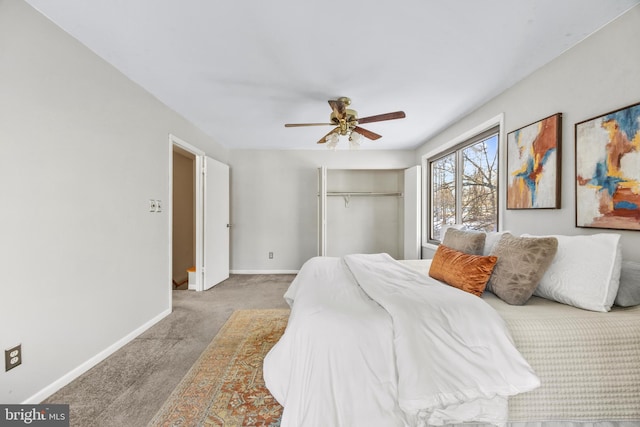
(462, 135), (498, 232)
(431, 153), (455, 241)
(429, 132), (498, 242)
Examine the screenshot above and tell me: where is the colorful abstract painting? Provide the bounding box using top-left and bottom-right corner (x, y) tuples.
(576, 102), (640, 230)
(507, 113), (562, 209)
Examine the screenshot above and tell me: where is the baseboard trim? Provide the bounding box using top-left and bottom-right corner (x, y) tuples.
(23, 307), (172, 404)
(231, 269), (299, 274)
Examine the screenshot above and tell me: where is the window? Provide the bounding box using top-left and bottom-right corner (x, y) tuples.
(428, 127), (499, 242)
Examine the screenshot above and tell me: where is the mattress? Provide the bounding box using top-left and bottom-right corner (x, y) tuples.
(400, 259), (640, 423)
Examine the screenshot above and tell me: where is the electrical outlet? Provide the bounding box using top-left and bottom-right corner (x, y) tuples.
(5, 344), (21, 372)
(269, 252), (274, 259)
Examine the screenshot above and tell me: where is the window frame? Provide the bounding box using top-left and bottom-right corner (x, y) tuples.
(421, 114), (505, 247)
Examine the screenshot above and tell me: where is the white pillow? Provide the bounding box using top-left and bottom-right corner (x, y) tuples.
(523, 233), (622, 312)
(483, 231), (511, 256)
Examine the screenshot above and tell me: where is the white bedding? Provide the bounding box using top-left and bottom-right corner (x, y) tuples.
(401, 259), (640, 425)
(264, 254), (540, 427)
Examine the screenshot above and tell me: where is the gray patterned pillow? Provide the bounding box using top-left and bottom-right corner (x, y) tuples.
(615, 261), (640, 307)
(442, 228), (486, 255)
(488, 233), (558, 305)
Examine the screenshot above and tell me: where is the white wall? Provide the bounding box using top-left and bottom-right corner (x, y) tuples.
(416, 5), (640, 262)
(228, 150), (416, 271)
(0, 0), (227, 403)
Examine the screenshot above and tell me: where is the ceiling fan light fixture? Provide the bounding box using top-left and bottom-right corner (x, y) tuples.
(326, 132), (339, 144)
(324, 131), (362, 150)
(349, 131), (361, 149)
(326, 132), (339, 150)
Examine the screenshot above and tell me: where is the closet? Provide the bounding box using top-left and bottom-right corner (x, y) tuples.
(318, 166), (421, 259)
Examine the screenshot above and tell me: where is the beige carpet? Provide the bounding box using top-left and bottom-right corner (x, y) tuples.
(149, 309), (289, 427)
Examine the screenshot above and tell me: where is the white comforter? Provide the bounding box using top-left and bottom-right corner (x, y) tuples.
(264, 254), (540, 427)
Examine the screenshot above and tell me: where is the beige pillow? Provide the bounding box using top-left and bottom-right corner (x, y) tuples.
(442, 228), (486, 255)
(488, 233), (558, 305)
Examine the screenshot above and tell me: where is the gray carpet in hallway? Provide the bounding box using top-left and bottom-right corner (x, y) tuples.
(43, 274), (294, 427)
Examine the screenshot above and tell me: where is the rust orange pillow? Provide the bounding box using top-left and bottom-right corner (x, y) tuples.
(429, 244), (498, 296)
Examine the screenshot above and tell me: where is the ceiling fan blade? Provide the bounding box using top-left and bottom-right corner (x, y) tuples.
(284, 123), (334, 127)
(317, 127), (340, 144)
(357, 111), (406, 124)
(328, 99), (347, 119)
(353, 126), (382, 140)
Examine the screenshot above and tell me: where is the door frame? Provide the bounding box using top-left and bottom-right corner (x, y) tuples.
(169, 134), (206, 294)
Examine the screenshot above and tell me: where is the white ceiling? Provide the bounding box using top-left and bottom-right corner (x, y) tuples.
(24, 0), (640, 150)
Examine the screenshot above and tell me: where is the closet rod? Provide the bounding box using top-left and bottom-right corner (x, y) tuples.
(323, 191), (403, 197)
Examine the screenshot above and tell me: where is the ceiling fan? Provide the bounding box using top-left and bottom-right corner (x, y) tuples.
(284, 97), (406, 146)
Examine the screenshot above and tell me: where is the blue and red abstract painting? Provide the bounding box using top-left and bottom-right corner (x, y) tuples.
(507, 113), (561, 209)
(576, 102), (640, 230)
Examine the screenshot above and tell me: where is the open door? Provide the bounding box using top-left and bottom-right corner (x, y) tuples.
(202, 156), (230, 290)
(403, 165), (421, 259)
(318, 166), (327, 256)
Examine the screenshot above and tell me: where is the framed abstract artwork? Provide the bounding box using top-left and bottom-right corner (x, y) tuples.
(507, 113), (562, 209)
(575, 101), (640, 230)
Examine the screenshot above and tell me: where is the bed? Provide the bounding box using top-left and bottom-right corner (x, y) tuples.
(263, 232), (640, 427)
(403, 259), (640, 425)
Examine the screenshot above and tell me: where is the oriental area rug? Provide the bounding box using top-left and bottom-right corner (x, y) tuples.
(149, 309), (289, 427)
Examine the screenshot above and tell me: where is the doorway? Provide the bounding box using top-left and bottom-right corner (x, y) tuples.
(172, 146), (196, 290)
(168, 134), (230, 294)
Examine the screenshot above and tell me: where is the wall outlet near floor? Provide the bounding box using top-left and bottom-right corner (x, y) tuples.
(269, 252), (274, 259)
(5, 344), (22, 372)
